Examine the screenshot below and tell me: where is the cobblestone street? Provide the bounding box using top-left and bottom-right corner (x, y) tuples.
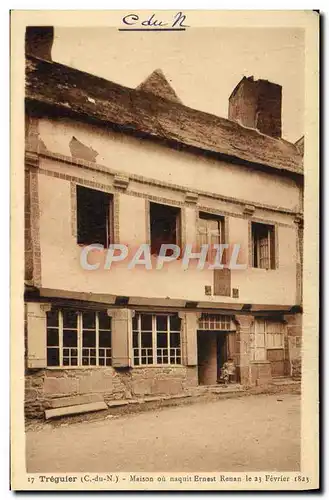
(26, 393), (300, 473)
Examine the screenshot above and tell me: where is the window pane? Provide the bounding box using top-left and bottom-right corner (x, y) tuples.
(133, 332), (138, 348)
(157, 332), (168, 348)
(256, 320), (265, 334)
(141, 314), (152, 331)
(132, 315), (138, 331)
(99, 330), (111, 347)
(170, 315), (181, 331)
(47, 328), (59, 347)
(71, 357), (78, 366)
(62, 310), (78, 329)
(46, 310), (59, 327)
(170, 332), (180, 348)
(156, 315), (167, 331)
(98, 311), (111, 330)
(63, 329), (78, 347)
(83, 330), (96, 347)
(47, 348), (59, 366)
(82, 311), (96, 329)
(141, 332), (152, 348)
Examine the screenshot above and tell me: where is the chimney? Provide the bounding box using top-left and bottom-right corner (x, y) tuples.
(25, 26), (54, 61)
(228, 76), (282, 138)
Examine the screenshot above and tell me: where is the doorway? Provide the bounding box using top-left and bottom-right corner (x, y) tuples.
(197, 331), (228, 385)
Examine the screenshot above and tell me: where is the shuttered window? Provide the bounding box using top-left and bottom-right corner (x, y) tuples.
(252, 222), (276, 269)
(198, 213), (225, 262)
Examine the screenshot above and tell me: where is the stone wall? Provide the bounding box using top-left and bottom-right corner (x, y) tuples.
(291, 358), (302, 380)
(250, 361), (272, 387)
(25, 365), (198, 418)
(285, 313), (302, 380)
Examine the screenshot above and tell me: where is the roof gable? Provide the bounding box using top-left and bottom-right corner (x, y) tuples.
(136, 69), (182, 104)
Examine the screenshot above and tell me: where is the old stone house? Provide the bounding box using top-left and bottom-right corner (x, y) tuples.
(24, 28), (303, 417)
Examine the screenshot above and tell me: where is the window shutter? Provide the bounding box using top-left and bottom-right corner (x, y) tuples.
(270, 226), (276, 269)
(197, 218), (208, 251)
(179, 312), (198, 366)
(254, 319), (266, 361)
(109, 308), (133, 368)
(26, 302), (51, 369)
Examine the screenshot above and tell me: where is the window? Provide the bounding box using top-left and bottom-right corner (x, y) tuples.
(150, 202), (181, 256)
(77, 185), (112, 247)
(46, 309), (112, 367)
(252, 319), (266, 361)
(252, 222), (276, 269)
(132, 313), (181, 366)
(266, 321), (285, 349)
(198, 314), (233, 331)
(251, 319), (285, 361)
(198, 213), (225, 261)
(198, 212), (226, 264)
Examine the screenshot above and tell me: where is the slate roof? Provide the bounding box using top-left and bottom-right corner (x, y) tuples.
(25, 55), (303, 176)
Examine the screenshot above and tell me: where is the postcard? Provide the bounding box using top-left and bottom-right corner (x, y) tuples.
(11, 10), (319, 491)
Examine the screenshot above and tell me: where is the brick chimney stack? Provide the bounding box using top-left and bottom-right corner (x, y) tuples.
(25, 26), (54, 61)
(228, 76), (282, 139)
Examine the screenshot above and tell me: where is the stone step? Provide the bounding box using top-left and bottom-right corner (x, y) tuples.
(189, 384), (243, 395)
(107, 394), (192, 408)
(49, 394), (104, 409)
(210, 386), (244, 394)
(107, 400), (130, 408)
(45, 401), (108, 420)
(271, 378), (301, 386)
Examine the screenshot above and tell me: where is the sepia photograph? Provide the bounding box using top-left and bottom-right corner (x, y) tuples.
(10, 10), (319, 491)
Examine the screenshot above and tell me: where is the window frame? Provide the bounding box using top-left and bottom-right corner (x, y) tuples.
(149, 201), (182, 257)
(251, 319), (286, 362)
(251, 221), (276, 270)
(76, 185), (113, 249)
(132, 313), (182, 367)
(198, 212), (225, 263)
(46, 309), (112, 368)
(266, 321), (285, 350)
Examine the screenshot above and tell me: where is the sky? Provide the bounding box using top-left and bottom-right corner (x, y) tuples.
(52, 27), (304, 143)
